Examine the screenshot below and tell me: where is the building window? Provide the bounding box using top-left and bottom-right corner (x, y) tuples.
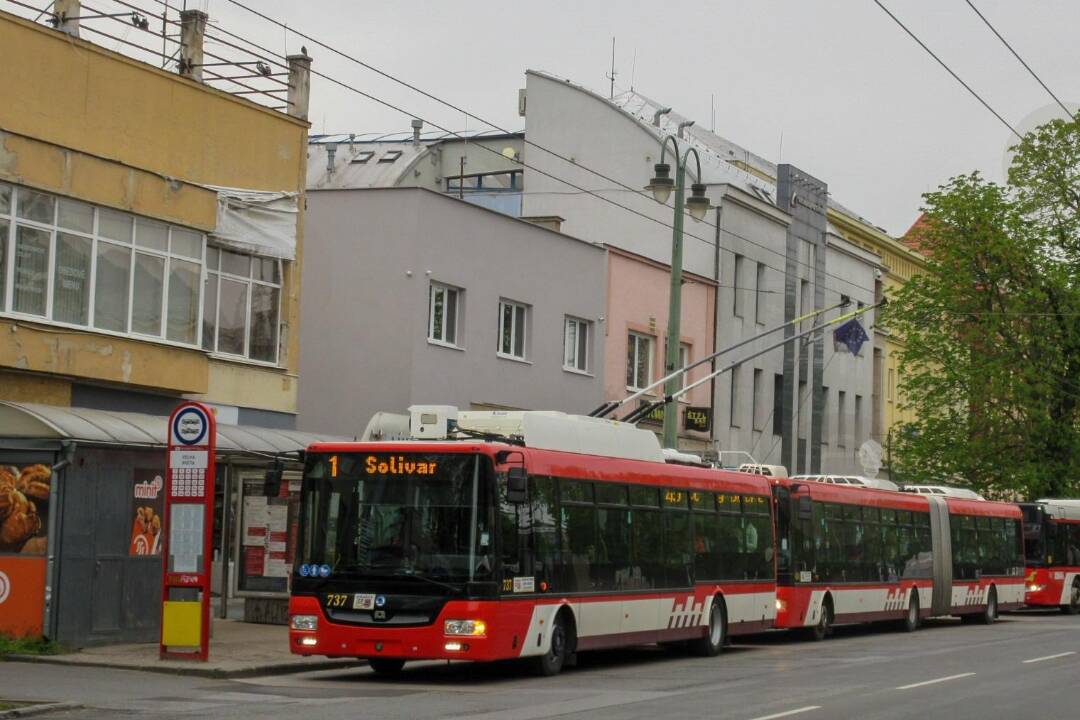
(679, 343), (690, 391)
(772, 374), (783, 436)
(755, 263), (766, 324)
(729, 365), (741, 428)
(626, 331), (654, 390)
(855, 394), (864, 447)
(733, 254), (745, 317)
(0, 181), (205, 347)
(203, 247), (283, 363)
(563, 316), (591, 373)
(887, 368), (895, 402)
(446, 171), (523, 193)
(498, 299), (529, 360)
(821, 385), (830, 445)
(838, 390), (847, 449)
(752, 368), (764, 430)
(428, 282), (461, 346)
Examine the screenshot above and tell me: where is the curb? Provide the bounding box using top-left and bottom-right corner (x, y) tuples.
(0, 702), (82, 719)
(2, 654), (362, 680)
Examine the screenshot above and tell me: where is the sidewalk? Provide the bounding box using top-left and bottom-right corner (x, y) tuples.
(5, 620), (361, 679)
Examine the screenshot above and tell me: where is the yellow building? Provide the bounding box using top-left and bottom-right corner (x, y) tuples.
(828, 210), (927, 469)
(0, 8), (310, 424)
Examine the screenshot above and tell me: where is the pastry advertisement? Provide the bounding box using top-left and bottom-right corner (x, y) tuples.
(128, 469), (165, 557)
(0, 463), (51, 555)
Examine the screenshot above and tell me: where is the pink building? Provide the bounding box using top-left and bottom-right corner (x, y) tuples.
(604, 247), (717, 450)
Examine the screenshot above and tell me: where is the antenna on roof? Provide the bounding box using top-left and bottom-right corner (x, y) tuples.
(711, 94), (716, 133)
(630, 48), (637, 92)
(605, 36), (617, 99)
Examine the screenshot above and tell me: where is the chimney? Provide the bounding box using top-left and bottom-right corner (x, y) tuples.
(325, 143), (337, 176)
(678, 120), (695, 139)
(411, 118), (423, 147)
(53, 0), (80, 38)
(287, 48), (313, 121)
(521, 216), (564, 233)
(178, 9), (208, 81)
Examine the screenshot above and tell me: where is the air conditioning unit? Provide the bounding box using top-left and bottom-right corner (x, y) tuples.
(408, 405), (458, 439)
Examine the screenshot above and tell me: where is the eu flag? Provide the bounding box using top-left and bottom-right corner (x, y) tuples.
(833, 318), (870, 355)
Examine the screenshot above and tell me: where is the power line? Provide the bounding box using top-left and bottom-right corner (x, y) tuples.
(221, 0), (877, 297)
(872, 0), (1021, 140)
(963, 0), (1073, 118)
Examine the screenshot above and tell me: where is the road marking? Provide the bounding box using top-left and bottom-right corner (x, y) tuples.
(1022, 651), (1076, 664)
(747, 706), (822, 720)
(895, 672), (975, 690)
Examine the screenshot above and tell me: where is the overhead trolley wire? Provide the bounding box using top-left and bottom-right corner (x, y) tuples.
(872, 0), (1022, 140)
(220, 0), (879, 298)
(963, 0), (1073, 118)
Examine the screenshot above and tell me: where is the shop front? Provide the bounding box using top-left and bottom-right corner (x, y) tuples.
(0, 401), (337, 648)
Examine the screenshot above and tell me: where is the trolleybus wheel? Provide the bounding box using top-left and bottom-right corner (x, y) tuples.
(979, 587), (997, 625)
(903, 592), (921, 633)
(533, 612), (572, 676)
(1062, 580), (1080, 615)
(367, 658), (406, 676)
(691, 598), (727, 657)
(810, 597), (833, 641)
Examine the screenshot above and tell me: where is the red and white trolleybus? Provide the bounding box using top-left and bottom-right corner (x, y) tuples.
(1021, 499), (1080, 613)
(288, 408), (777, 675)
(771, 477), (1026, 637)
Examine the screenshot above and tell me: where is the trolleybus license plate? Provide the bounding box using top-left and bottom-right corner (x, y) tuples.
(353, 593), (376, 610)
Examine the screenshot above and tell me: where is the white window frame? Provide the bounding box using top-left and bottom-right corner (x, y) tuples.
(428, 282), (461, 347)
(563, 316), (591, 374)
(0, 181), (207, 350)
(626, 331), (654, 391)
(497, 299), (529, 361)
(203, 247), (284, 366)
(887, 368), (895, 402)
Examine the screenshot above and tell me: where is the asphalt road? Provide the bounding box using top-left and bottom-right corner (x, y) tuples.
(3, 610), (1079, 720)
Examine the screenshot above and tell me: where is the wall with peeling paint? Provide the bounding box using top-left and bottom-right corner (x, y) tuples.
(0, 10), (308, 420)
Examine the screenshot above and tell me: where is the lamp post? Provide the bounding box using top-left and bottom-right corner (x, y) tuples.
(645, 136), (710, 449)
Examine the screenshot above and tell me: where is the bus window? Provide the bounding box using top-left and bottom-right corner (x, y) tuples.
(596, 506), (632, 591)
(631, 507), (663, 588)
(664, 507), (692, 587)
(529, 476), (559, 588)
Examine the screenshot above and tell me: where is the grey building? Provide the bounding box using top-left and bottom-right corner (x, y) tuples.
(297, 187), (606, 436)
(519, 71), (881, 474)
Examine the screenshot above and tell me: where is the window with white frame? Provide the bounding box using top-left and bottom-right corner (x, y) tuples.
(665, 340), (692, 391)
(428, 282), (460, 346)
(563, 316), (590, 372)
(498, 299), (528, 359)
(626, 331), (653, 390)
(202, 247), (283, 363)
(0, 182), (206, 346)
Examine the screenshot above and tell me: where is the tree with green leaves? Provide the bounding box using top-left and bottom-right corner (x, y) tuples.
(884, 116), (1080, 500)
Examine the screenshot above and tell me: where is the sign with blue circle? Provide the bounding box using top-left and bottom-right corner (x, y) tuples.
(172, 406), (209, 446)
(375, 595), (386, 608)
(298, 564), (310, 577)
(318, 564), (331, 578)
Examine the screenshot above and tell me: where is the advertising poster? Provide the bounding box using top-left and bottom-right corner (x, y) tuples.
(0, 463), (52, 555)
(129, 469), (165, 557)
(238, 476), (299, 593)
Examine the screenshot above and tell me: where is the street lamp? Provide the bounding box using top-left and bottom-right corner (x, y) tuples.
(646, 135), (710, 449)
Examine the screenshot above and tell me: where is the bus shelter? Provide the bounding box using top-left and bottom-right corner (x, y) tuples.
(0, 401), (338, 648)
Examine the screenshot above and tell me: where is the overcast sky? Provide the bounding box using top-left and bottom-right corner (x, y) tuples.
(159, 2), (1080, 235)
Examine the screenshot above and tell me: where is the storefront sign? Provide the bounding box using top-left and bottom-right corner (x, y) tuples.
(684, 406), (713, 433)
(161, 402), (216, 662)
(0, 463), (52, 555)
(0, 557), (46, 638)
(637, 401), (664, 426)
(129, 470), (164, 557)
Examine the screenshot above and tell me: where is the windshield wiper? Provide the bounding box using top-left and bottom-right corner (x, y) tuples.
(391, 569), (462, 595)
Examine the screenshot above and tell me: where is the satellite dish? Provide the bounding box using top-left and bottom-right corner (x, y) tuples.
(858, 439), (883, 478)
(1001, 101), (1079, 178)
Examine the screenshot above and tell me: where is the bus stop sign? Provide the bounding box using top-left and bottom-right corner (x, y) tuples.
(160, 402), (216, 661)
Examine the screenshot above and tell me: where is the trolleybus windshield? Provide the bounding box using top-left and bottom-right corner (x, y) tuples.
(298, 452), (495, 587)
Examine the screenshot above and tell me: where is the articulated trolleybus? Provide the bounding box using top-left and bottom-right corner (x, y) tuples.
(1021, 499), (1080, 613)
(771, 477), (1026, 636)
(289, 407), (777, 675)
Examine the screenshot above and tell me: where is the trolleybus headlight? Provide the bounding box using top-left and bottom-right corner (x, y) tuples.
(300, 637), (318, 646)
(775, 598), (786, 612)
(1026, 584), (1045, 593)
(444, 619), (487, 636)
(291, 614), (318, 631)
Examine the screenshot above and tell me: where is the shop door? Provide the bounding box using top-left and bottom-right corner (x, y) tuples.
(56, 450), (165, 647)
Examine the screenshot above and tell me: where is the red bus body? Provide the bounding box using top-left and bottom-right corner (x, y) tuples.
(1021, 501), (1080, 612)
(289, 441), (778, 664)
(771, 478), (1024, 632)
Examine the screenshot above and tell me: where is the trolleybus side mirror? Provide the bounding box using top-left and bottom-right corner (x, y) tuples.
(506, 467), (528, 504)
(264, 462), (284, 497)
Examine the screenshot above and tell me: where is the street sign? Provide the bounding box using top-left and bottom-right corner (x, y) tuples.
(160, 402), (216, 661)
